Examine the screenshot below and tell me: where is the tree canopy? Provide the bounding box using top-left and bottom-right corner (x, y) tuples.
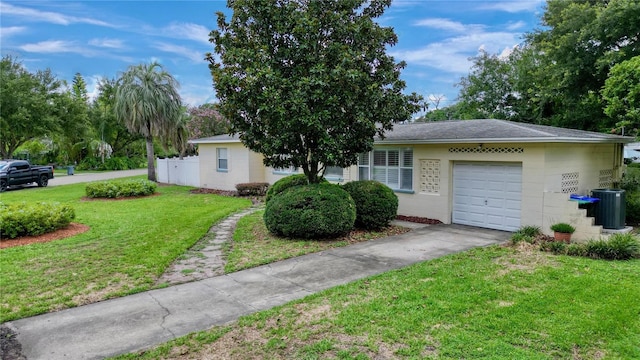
(115, 62), (182, 181)
(208, 0), (422, 183)
(454, 0), (640, 132)
(0, 56), (63, 158)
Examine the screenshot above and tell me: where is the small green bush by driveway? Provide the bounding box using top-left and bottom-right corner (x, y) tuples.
(85, 179), (157, 198)
(264, 183), (356, 239)
(342, 180), (398, 230)
(0, 202), (75, 239)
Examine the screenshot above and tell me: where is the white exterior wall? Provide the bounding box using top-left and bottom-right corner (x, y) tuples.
(539, 143), (618, 240)
(198, 143), (256, 191)
(345, 142), (620, 240)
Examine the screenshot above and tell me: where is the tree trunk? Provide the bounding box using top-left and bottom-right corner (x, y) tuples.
(145, 136), (157, 182)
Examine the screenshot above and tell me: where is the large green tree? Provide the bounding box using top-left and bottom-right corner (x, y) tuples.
(602, 56), (640, 135)
(527, 0), (640, 130)
(115, 62), (182, 181)
(208, 0), (422, 183)
(0, 56), (63, 158)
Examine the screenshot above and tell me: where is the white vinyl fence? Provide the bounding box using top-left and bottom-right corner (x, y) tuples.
(156, 156), (200, 187)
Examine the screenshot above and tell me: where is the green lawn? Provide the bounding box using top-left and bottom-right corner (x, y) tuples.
(118, 246), (640, 359)
(0, 181), (251, 322)
(225, 210), (409, 273)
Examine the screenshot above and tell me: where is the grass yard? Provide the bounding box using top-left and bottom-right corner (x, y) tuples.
(118, 245), (640, 359)
(0, 180), (251, 322)
(225, 210), (409, 273)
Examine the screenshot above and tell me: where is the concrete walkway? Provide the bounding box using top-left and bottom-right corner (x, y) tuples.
(5, 224), (509, 360)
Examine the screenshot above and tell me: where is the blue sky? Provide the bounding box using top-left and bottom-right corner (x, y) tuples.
(1, 0), (545, 111)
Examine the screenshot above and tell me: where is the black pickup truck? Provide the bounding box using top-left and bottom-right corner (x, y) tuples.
(0, 159), (54, 192)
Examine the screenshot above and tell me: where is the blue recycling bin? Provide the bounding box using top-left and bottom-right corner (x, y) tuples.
(67, 166), (74, 175)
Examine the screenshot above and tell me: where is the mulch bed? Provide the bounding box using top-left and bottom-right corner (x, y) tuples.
(396, 215), (443, 224)
(0, 223), (90, 249)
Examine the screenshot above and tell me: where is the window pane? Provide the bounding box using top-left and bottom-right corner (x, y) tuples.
(218, 159), (228, 170)
(373, 167), (386, 183)
(373, 150), (386, 166)
(358, 167), (369, 180)
(387, 168), (399, 188)
(402, 149), (413, 167)
(325, 166), (343, 177)
(358, 153), (369, 166)
(388, 150), (399, 167)
(401, 168), (412, 189)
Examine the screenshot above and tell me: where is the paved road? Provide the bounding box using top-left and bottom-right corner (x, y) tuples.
(6, 224), (510, 359)
(49, 169), (147, 186)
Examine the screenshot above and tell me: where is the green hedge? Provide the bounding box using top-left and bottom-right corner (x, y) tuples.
(0, 202), (76, 239)
(85, 179), (157, 198)
(265, 174), (328, 203)
(342, 180), (398, 230)
(264, 183), (356, 239)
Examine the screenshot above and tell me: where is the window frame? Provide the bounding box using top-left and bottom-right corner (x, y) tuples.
(216, 148), (228, 172)
(358, 148), (414, 192)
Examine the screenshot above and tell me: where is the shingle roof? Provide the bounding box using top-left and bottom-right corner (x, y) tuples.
(378, 119), (633, 144)
(189, 119), (633, 145)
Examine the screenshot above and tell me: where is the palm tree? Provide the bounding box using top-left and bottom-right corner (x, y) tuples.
(115, 62), (181, 181)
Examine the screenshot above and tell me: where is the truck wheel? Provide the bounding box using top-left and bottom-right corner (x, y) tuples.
(37, 175), (49, 187)
(0, 180), (7, 192)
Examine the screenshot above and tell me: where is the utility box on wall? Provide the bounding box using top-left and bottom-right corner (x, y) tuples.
(591, 189), (626, 229)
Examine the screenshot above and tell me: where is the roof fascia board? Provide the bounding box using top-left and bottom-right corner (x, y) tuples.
(375, 137), (633, 145)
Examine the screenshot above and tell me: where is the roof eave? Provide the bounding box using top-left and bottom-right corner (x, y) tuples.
(189, 139), (242, 145)
(375, 137), (633, 145)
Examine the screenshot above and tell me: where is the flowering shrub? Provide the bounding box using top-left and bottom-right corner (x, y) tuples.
(0, 202), (75, 239)
(85, 179), (157, 198)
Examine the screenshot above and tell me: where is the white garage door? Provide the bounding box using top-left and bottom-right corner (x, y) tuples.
(452, 162), (522, 231)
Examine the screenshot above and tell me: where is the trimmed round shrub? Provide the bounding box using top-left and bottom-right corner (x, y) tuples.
(342, 180), (398, 230)
(264, 183), (356, 239)
(0, 201), (75, 239)
(85, 179), (157, 198)
(265, 174), (328, 203)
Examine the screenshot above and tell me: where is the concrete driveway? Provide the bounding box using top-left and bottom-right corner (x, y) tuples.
(6, 224), (510, 359)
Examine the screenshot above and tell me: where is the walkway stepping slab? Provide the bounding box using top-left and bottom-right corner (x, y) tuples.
(5, 224), (510, 360)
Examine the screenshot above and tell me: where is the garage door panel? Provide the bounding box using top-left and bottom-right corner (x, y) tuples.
(453, 162), (522, 232)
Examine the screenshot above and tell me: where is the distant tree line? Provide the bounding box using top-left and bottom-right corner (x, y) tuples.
(1, 56), (229, 180)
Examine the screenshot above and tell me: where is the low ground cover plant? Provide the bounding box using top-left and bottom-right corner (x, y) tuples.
(264, 183), (356, 239)
(511, 226), (640, 260)
(0, 202), (75, 239)
(85, 179), (157, 198)
(342, 180), (398, 230)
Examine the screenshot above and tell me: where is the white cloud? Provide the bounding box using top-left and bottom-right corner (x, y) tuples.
(19, 40), (85, 54)
(0, 26), (27, 38)
(506, 21), (527, 31)
(414, 18), (469, 33)
(154, 42), (206, 63)
(391, 31), (520, 74)
(0, 3), (114, 27)
(478, 1), (543, 13)
(163, 22), (211, 45)
(89, 38), (125, 49)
